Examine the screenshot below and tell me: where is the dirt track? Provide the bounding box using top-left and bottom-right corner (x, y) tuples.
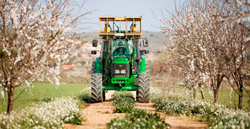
(65, 91), (208, 129)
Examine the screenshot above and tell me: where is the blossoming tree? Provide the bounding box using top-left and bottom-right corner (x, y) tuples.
(0, 0), (88, 113)
(223, 0), (250, 109)
(157, 0), (228, 103)
(157, 0), (249, 108)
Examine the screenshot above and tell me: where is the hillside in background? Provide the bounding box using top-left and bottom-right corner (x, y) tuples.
(78, 31), (168, 52)
(142, 31), (169, 51)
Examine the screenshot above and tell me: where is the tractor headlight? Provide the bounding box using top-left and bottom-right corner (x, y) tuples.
(115, 70), (120, 74)
(121, 70), (126, 74)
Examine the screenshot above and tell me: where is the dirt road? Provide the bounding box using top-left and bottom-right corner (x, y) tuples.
(65, 91), (208, 129)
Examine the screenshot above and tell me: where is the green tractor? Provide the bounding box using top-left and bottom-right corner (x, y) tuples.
(91, 16), (150, 102)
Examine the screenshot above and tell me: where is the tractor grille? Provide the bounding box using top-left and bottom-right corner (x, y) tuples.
(112, 64), (129, 77)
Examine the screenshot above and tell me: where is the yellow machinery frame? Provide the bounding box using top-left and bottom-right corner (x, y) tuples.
(99, 16), (142, 38)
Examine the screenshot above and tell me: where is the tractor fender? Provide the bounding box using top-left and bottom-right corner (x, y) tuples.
(95, 57), (102, 73)
(139, 58), (146, 73)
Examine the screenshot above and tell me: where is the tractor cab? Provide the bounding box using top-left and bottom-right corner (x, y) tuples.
(112, 39), (132, 57)
(91, 16), (150, 103)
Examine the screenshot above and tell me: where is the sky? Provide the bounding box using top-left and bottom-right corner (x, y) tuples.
(76, 0), (186, 32)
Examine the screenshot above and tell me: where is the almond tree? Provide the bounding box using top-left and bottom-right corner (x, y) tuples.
(223, 25), (248, 109)
(221, 0), (250, 109)
(156, 0), (232, 103)
(0, 0), (88, 113)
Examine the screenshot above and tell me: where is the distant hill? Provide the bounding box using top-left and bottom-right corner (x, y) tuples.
(142, 31), (168, 51)
(77, 31), (169, 52)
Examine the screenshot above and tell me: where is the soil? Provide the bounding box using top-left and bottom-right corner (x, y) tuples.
(65, 91), (208, 129)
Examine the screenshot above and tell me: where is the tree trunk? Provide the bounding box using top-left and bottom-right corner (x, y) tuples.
(7, 87), (15, 114)
(189, 87), (192, 98)
(238, 85), (243, 110)
(214, 88), (219, 103)
(200, 88), (205, 100)
(193, 88), (196, 99)
(173, 84), (176, 93)
(213, 74), (224, 103)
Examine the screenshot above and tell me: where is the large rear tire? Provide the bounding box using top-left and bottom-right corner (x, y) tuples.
(91, 62), (103, 102)
(137, 63), (150, 103)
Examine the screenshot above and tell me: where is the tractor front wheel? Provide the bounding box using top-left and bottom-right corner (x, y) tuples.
(91, 62), (103, 102)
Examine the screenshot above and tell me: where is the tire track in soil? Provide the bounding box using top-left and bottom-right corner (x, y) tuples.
(65, 91), (208, 129)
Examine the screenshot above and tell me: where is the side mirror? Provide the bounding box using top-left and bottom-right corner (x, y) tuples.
(140, 50), (149, 55)
(93, 39), (98, 47)
(91, 50), (97, 55)
(143, 38), (149, 47)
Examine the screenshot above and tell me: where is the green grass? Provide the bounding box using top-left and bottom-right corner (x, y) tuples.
(77, 88), (92, 103)
(0, 82), (89, 113)
(160, 86), (250, 111)
(107, 109), (170, 129)
(152, 94), (250, 129)
(112, 91), (135, 113)
(201, 88), (249, 111)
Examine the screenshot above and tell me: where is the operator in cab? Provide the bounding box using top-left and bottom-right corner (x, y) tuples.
(113, 41), (129, 54)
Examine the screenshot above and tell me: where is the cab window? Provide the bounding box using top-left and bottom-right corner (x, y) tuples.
(112, 40), (133, 54)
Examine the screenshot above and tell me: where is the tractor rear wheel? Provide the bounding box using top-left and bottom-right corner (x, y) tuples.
(91, 62), (103, 102)
(137, 63), (150, 103)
